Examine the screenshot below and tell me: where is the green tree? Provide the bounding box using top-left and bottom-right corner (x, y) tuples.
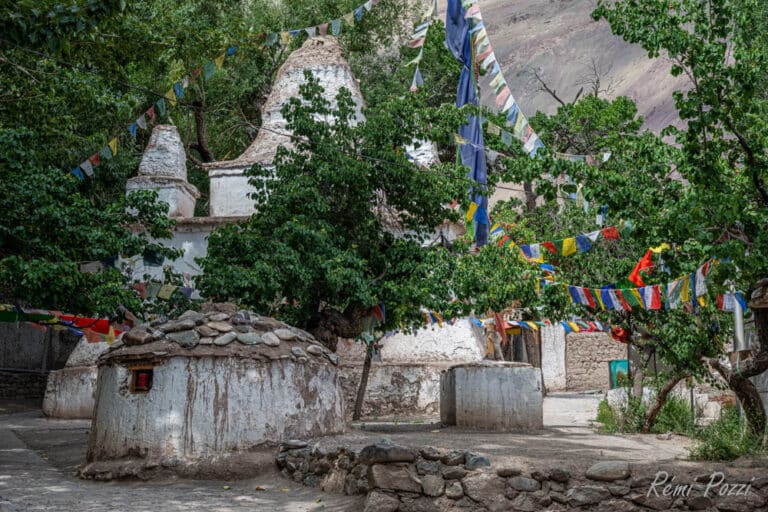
(594, 0), (768, 443)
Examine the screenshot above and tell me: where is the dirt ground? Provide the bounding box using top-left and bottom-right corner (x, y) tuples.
(1, 395), (766, 511)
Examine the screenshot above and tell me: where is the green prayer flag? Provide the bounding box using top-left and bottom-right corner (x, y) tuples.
(553, 239), (564, 255)
(203, 60), (217, 80)
(155, 98), (166, 117)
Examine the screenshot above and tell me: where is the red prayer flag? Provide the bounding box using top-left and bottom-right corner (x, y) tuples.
(541, 241), (557, 254)
(628, 249), (654, 286)
(497, 234), (509, 247)
(89, 153), (101, 166)
(615, 289), (632, 311)
(649, 285), (662, 310)
(584, 288), (596, 309)
(601, 226), (620, 240)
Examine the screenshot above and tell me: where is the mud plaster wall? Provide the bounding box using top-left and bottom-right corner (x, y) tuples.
(336, 321), (485, 417)
(87, 356), (345, 462)
(540, 325), (566, 392)
(565, 333), (628, 392)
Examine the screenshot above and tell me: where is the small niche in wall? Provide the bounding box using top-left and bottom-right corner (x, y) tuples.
(129, 365), (154, 394)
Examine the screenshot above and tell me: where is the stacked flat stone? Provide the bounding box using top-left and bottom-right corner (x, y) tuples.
(278, 441), (768, 512)
(114, 304), (338, 366)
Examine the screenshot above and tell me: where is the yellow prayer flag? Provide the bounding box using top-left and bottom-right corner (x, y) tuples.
(214, 53), (226, 69)
(108, 138), (118, 157)
(453, 133), (468, 145)
(562, 237), (577, 256)
(680, 277), (690, 304)
(525, 321), (539, 331)
(594, 290), (606, 310)
(567, 321), (580, 333)
(650, 243), (671, 253)
(486, 122), (501, 136)
(280, 31), (291, 45)
(105, 326), (116, 346)
(343, 12), (355, 25)
(465, 201), (478, 222)
(165, 88), (177, 107)
(630, 288), (645, 309)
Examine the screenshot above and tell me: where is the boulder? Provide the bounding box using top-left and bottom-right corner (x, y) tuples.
(445, 481), (463, 500)
(464, 452), (490, 470)
(262, 332), (281, 347)
(123, 328), (155, 346)
(195, 325), (219, 337)
(236, 332), (263, 345)
(496, 466), (522, 478)
(421, 475), (445, 497)
(441, 450), (465, 466)
(508, 476), (540, 492)
(213, 332), (237, 346)
(363, 490), (400, 512)
(207, 321), (233, 332)
(166, 330), (199, 348)
(158, 319), (196, 333)
(368, 464), (422, 493)
(461, 472), (506, 510)
(586, 461), (631, 482)
(274, 328), (297, 341)
(359, 443), (417, 465)
(566, 485), (611, 507)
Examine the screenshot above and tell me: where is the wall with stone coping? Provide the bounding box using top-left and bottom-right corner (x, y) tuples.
(566, 332), (628, 391)
(277, 441), (768, 512)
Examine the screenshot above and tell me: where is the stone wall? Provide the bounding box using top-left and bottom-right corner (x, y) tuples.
(566, 332), (628, 391)
(0, 371), (48, 400)
(278, 441), (768, 512)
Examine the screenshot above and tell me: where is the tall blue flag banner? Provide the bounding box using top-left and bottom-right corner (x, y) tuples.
(446, 0), (489, 246)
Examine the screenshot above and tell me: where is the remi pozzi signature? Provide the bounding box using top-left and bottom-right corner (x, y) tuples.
(648, 471), (755, 498)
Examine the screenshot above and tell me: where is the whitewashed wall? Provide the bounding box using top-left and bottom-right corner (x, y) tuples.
(87, 357), (345, 462)
(540, 325), (567, 392)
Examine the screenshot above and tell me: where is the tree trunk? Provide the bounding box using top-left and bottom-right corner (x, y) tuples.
(352, 341), (373, 421)
(192, 99), (215, 162)
(708, 306), (768, 442)
(641, 374), (687, 434)
(523, 181), (537, 212)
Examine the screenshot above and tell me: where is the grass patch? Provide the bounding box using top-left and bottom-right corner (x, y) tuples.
(688, 406), (765, 461)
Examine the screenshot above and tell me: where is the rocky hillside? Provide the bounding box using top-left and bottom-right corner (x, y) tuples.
(440, 0), (687, 133)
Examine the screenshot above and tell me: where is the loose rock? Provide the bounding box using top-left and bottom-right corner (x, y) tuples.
(464, 452), (490, 470)
(291, 347), (308, 358)
(363, 490), (400, 512)
(368, 464), (422, 493)
(306, 345), (324, 356)
(566, 485), (611, 506)
(445, 481), (463, 500)
(262, 332), (281, 347)
(416, 460), (439, 475)
(549, 467), (570, 483)
(586, 461), (631, 482)
(274, 328), (297, 341)
(123, 328), (154, 346)
(207, 312), (230, 322)
(421, 474), (445, 497)
(508, 476), (540, 492)
(441, 466), (467, 480)
(440, 450), (465, 466)
(167, 329), (199, 348)
(158, 319), (196, 333)
(207, 321), (233, 333)
(358, 444), (416, 465)
(195, 325), (219, 337)
(236, 332), (263, 345)
(213, 332), (237, 346)
(496, 466), (522, 478)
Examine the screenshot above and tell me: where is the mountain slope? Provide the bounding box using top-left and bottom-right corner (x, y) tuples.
(440, 0), (687, 133)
